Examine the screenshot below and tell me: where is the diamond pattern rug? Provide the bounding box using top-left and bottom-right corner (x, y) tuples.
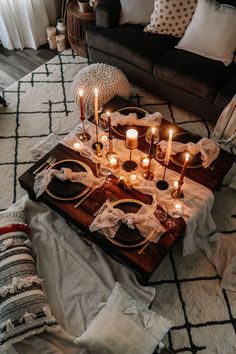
(0, 49), (235, 353)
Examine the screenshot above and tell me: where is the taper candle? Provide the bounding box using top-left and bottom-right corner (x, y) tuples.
(164, 129), (173, 166)
(126, 129), (138, 150)
(79, 90), (84, 121)
(179, 152), (190, 184)
(94, 88), (99, 125)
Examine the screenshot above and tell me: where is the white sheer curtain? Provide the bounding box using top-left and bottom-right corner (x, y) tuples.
(0, 0), (62, 50)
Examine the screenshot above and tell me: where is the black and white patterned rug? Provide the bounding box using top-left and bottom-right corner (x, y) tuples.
(0, 49), (235, 353)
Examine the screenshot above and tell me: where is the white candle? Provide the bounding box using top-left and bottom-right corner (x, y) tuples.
(164, 129), (173, 166)
(126, 129), (138, 150)
(130, 174), (137, 182)
(74, 141), (83, 151)
(141, 157), (150, 169)
(94, 88), (99, 125)
(56, 34), (66, 52)
(173, 180), (179, 189)
(109, 156), (119, 168)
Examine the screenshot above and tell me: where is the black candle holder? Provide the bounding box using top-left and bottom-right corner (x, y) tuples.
(92, 123), (103, 153)
(156, 164), (169, 190)
(122, 149), (138, 172)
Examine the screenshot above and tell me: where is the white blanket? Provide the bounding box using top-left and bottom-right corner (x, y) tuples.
(4, 195), (155, 354)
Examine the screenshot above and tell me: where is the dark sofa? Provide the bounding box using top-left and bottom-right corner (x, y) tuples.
(86, 0), (236, 123)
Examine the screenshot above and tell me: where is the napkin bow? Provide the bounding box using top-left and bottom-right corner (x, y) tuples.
(158, 137), (220, 168)
(89, 201), (165, 241)
(34, 167), (105, 198)
(101, 111), (162, 127)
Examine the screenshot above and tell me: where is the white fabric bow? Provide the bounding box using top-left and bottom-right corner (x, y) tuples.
(158, 137), (220, 168)
(89, 200), (165, 241)
(101, 111), (162, 127)
(34, 168), (105, 198)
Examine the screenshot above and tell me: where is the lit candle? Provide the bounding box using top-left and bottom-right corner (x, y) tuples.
(130, 174), (137, 183)
(79, 90), (84, 121)
(126, 129), (138, 150)
(173, 180), (179, 190)
(109, 155), (119, 168)
(140, 156), (150, 169)
(74, 141), (83, 151)
(101, 134), (108, 143)
(179, 152), (190, 184)
(164, 129), (173, 166)
(94, 88), (99, 125)
(170, 200), (183, 218)
(107, 111), (112, 139)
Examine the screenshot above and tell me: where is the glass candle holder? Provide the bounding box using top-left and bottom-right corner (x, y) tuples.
(73, 141), (83, 151)
(145, 126), (159, 145)
(108, 153), (119, 169)
(168, 200), (183, 218)
(140, 154), (150, 170)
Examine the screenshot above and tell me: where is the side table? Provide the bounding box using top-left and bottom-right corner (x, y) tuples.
(67, 0), (95, 54)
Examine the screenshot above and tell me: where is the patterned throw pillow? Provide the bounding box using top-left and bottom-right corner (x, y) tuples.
(0, 208), (57, 350)
(144, 0), (198, 38)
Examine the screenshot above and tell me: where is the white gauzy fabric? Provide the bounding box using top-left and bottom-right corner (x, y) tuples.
(213, 94), (236, 145)
(158, 138), (220, 168)
(30, 133), (61, 160)
(101, 111), (162, 127)
(34, 168), (105, 198)
(89, 200), (165, 241)
(201, 232), (236, 292)
(0, 0), (60, 50)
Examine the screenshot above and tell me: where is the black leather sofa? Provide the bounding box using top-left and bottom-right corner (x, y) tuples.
(86, 0), (236, 123)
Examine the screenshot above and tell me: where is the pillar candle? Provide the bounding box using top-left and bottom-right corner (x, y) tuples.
(79, 90), (85, 120)
(179, 152), (190, 184)
(164, 129), (173, 166)
(56, 34), (66, 52)
(94, 88), (99, 125)
(126, 129), (138, 150)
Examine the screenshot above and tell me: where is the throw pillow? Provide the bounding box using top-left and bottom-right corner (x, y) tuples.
(119, 0), (154, 25)
(0, 208), (58, 350)
(176, 0), (236, 66)
(75, 282), (173, 354)
(144, 0), (198, 38)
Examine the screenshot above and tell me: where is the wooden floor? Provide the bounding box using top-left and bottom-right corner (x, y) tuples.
(0, 44), (58, 92)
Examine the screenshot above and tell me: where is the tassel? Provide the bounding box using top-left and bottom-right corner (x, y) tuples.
(0, 239), (13, 251)
(0, 275), (43, 296)
(1, 319), (15, 332)
(24, 239), (32, 247)
(43, 306), (53, 319)
(19, 312), (36, 324)
(157, 342), (164, 353)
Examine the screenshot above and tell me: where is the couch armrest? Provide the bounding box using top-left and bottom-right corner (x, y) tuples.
(95, 0), (121, 28)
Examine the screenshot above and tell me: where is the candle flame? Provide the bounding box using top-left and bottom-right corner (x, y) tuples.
(106, 111), (110, 117)
(175, 203), (182, 209)
(151, 127), (156, 134)
(169, 129), (173, 137)
(79, 90), (83, 96)
(185, 152), (190, 161)
(94, 88), (98, 95)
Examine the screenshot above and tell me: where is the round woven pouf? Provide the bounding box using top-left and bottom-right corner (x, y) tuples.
(72, 63), (130, 116)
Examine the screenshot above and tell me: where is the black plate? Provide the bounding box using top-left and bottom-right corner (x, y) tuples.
(47, 160), (90, 199)
(112, 106), (149, 138)
(170, 132), (202, 168)
(113, 199), (145, 245)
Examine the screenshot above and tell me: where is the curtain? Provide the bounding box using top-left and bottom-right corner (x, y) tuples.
(0, 0), (62, 50)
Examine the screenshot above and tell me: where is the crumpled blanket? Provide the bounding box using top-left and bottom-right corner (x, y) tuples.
(101, 111), (162, 127)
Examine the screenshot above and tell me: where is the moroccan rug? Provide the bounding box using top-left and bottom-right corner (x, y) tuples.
(0, 49), (236, 354)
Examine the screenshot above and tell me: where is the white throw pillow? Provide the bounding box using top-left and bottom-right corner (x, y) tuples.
(119, 0), (154, 25)
(75, 282), (173, 354)
(176, 0), (236, 66)
(144, 0), (198, 38)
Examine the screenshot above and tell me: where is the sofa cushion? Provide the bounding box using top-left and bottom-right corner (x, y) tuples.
(86, 25), (179, 74)
(176, 0), (236, 66)
(154, 48), (236, 102)
(119, 0), (154, 25)
(144, 0), (197, 38)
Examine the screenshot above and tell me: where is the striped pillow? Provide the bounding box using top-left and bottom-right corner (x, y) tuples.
(0, 209), (57, 350)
